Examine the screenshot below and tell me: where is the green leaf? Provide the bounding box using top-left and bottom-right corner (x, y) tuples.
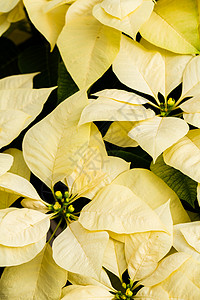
(150, 155), (197, 208)
(108, 148), (151, 169)
(18, 43), (59, 88)
(0, 37), (19, 78)
(57, 62), (79, 105)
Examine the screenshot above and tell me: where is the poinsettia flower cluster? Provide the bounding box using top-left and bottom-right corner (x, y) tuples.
(1, 0), (200, 299)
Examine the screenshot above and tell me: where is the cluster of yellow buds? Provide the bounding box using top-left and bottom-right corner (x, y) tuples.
(48, 190), (76, 221)
(160, 97), (176, 117)
(115, 280), (134, 299)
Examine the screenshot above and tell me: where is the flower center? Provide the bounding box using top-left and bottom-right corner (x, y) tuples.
(159, 97), (175, 117)
(48, 190), (77, 221)
(115, 282), (134, 299)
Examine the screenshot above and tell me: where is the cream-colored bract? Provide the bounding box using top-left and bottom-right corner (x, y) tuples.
(24, 0), (69, 49)
(60, 231), (198, 299)
(52, 221), (109, 280)
(79, 184), (172, 234)
(140, 0), (200, 54)
(173, 221), (200, 262)
(0, 244), (67, 299)
(0, 1), (25, 36)
(0, 208), (51, 266)
(112, 168), (190, 224)
(0, 73), (56, 148)
(93, 0), (154, 39)
(23, 0), (156, 89)
(138, 255), (200, 300)
(126, 202), (173, 281)
(23, 90), (91, 189)
(0, 151), (45, 210)
(80, 36), (200, 161)
(163, 129), (200, 183)
(57, 0), (121, 89)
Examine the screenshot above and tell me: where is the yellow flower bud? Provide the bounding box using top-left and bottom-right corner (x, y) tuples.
(122, 283), (126, 289)
(64, 191), (69, 199)
(167, 97), (175, 107)
(66, 213), (71, 218)
(55, 191), (62, 200)
(53, 202), (61, 210)
(68, 205), (75, 213)
(126, 289), (133, 297)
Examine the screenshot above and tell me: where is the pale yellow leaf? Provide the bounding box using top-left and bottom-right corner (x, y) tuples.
(92, 89), (149, 105)
(0, 0), (19, 12)
(104, 121), (138, 147)
(93, 0), (154, 39)
(173, 221), (200, 261)
(0, 110), (30, 148)
(0, 172), (42, 209)
(57, 0), (121, 89)
(183, 112), (200, 128)
(79, 97), (154, 125)
(0, 236), (46, 267)
(0, 244), (67, 299)
(181, 55), (200, 98)
(52, 221), (109, 279)
(135, 286), (169, 300)
(0, 73), (38, 89)
(0, 149), (31, 208)
(128, 116), (189, 162)
(68, 269), (113, 291)
(0, 153), (13, 176)
(23, 90), (90, 188)
(163, 129), (200, 182)
(140, 38), (193, 96)
(61, 285), (113, 300)
(79, 184), (169, 234)
(99, 0), (143, 19)
(0, 15), (10, 36)
(140, 252), (191, 287)
(24, 0), (68, 49)
(103, 238), (127, 280)
(139, 258), (200, 300)
(0, 87), (56, 128)
(113, 35), (165, 99)
(126, 202), (173, 281)
(140, 0), (200, 54)
(7, 1), (25, 23)
(112, 168), (190, 224)
(3, 148), (30, 179)
(180, 95), (200, 113)
(0, 208), (50, 247)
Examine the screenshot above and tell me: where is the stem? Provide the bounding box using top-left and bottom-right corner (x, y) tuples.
(148, 101), (160, 109)
(47, 218), (62, 244)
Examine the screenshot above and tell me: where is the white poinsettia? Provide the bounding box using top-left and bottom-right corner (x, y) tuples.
(0, 0), (25, 36)
(163, 129), (200, 183)
(22, 90), (130, 278)
(60, 230), (200, 300)
(0, 244), (68, 299)
(79, 36), (200, 162)
(23, 0), (155, 89)
(24, 0), (121, 89)
(93, 0), (154, 40)
(0, 73), (55, 149)
(173, 221), (200, 262)
(136, 253), (200, 300)
(0, 150), (46, 210)
(0, 207), (51, 266)
(139, 0), (200, 54)
(23, 0), (72, 49)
